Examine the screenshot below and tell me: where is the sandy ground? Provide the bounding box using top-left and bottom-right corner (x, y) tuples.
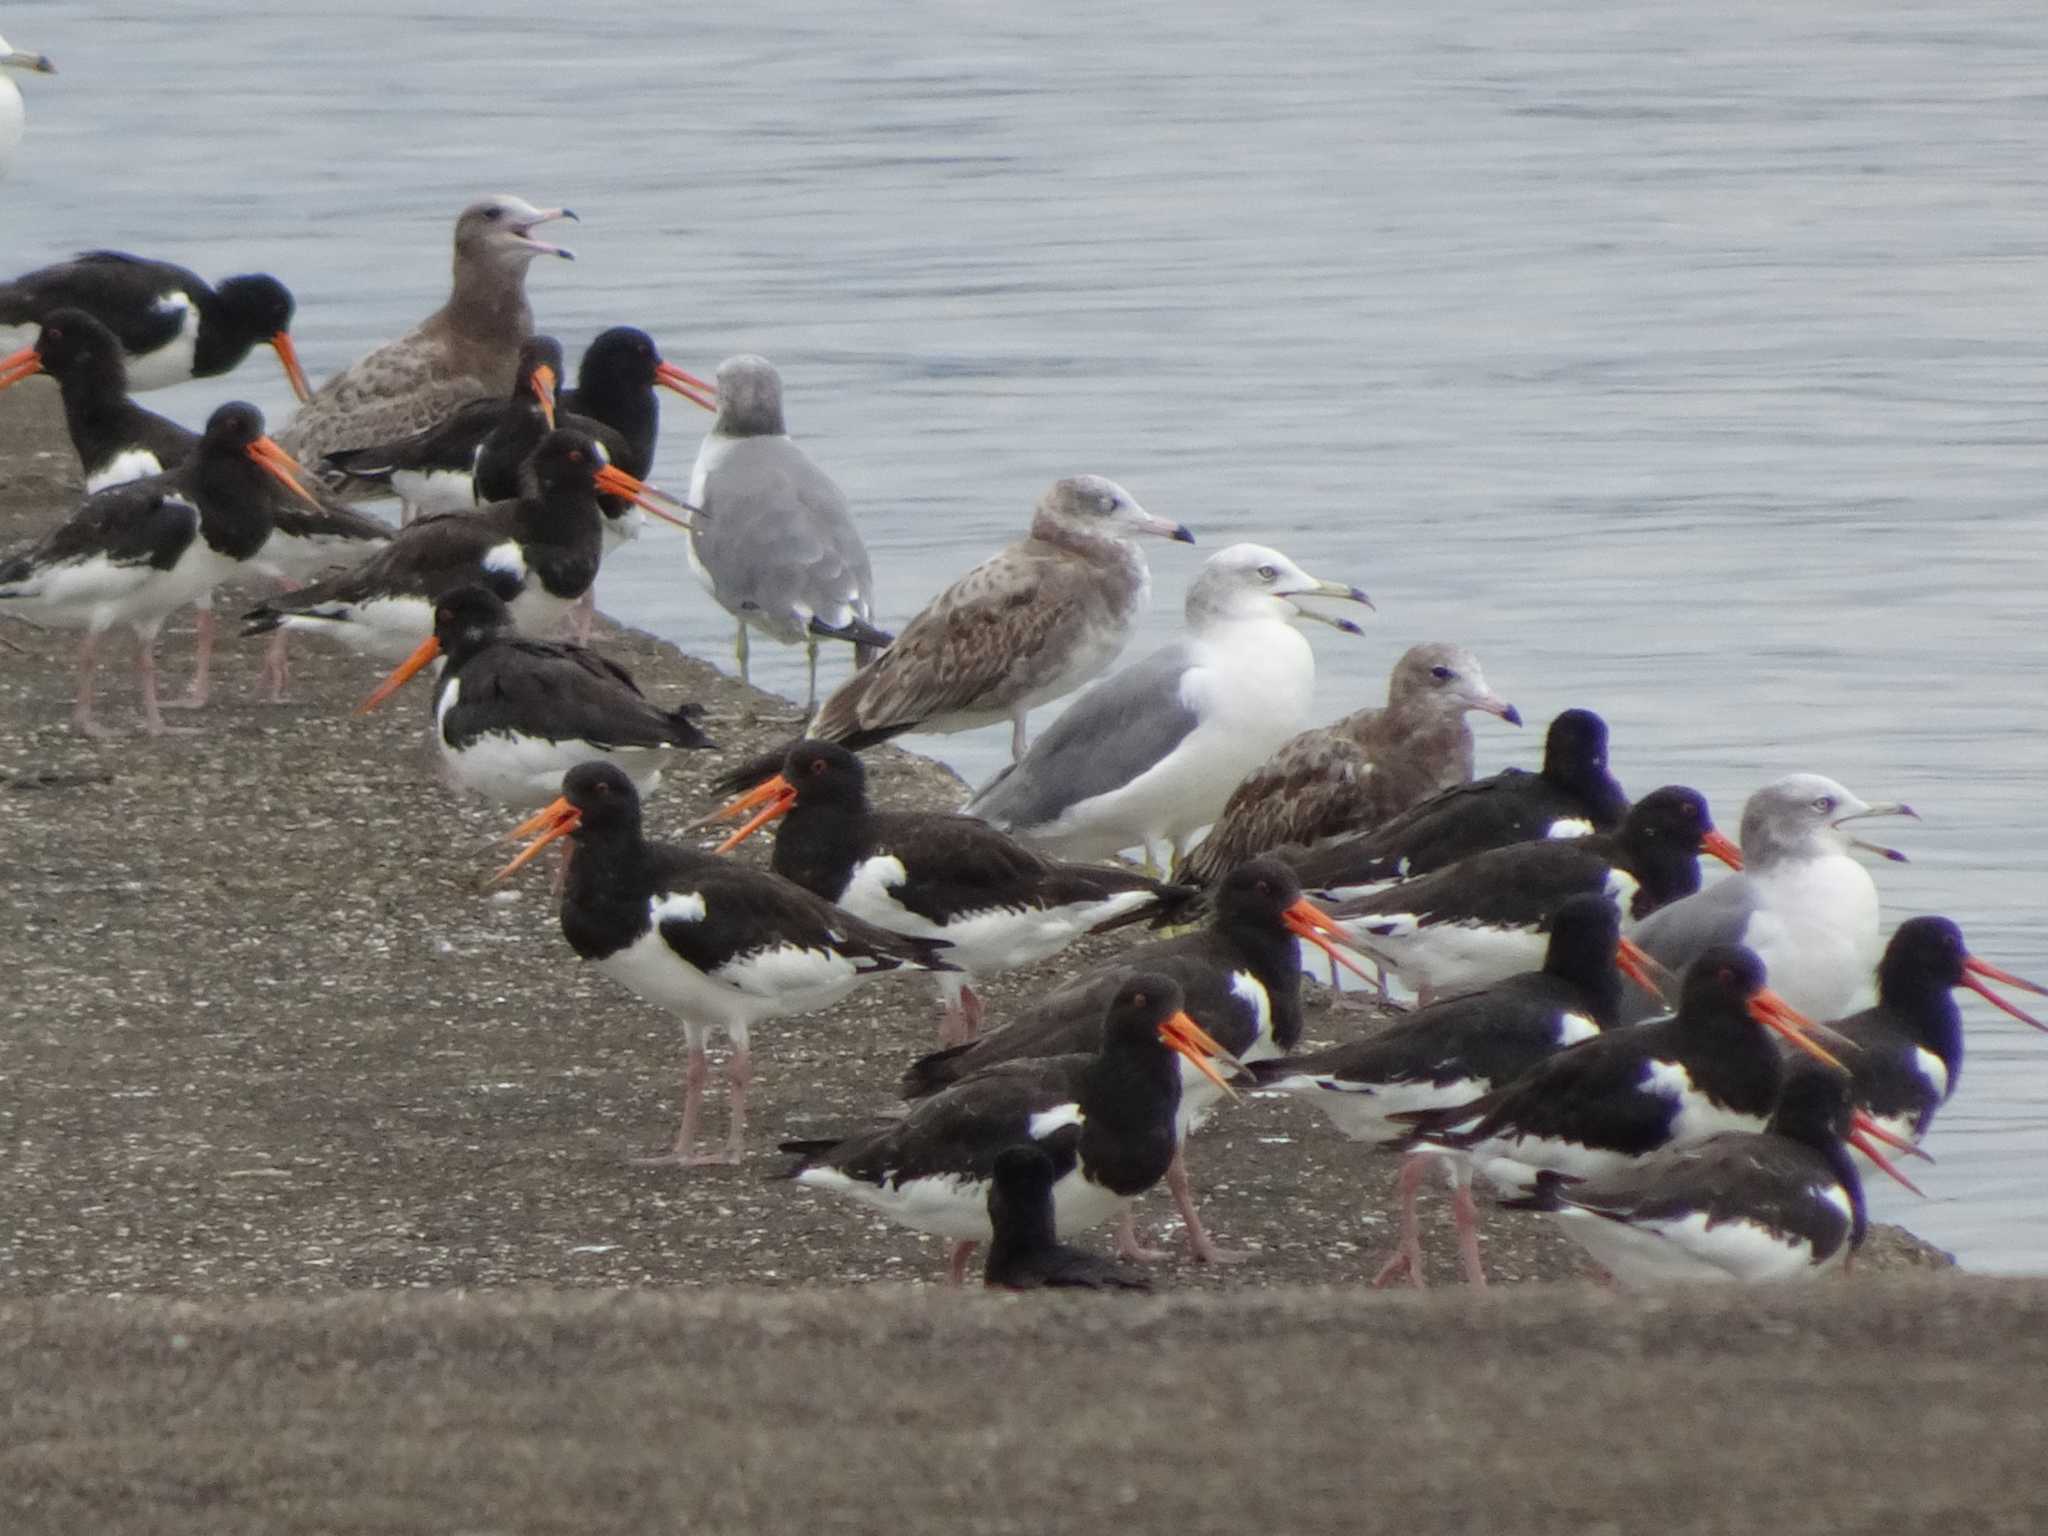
(3, 380), (2024, 1535)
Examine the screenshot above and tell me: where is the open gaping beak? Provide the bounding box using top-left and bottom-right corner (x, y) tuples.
(1961, 954), (2048, 1033)
(356, 633), (440, 715)
(1833, 801), (1917, 864)
(712, 774), (798, 853)
(1700, 829), (1744, 871)
(1746, 987), (1846, 1071)
(1281, 897), (1381, 987)
(655, 360), (719, 412)
(270, 331), (312, 403)
(512, 207), (578, 261)
(1157, 1008), (1244, 1099)
(1848, 1111), (1928, 1195)
(532, 364), (558, 429)
(593, 462), (699, 531)
(494, 796), (582, 881)
(246, 435), (321, 506)
(0, 345), (43, 391)
(1284, 577), (1375, 638)
(1615, 936), (1672, 1003)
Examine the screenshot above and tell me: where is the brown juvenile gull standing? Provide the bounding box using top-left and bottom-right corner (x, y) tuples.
(685, 354), (890, 707)
(279, 195), (575, 489)
(1175, 642), (1521, 885)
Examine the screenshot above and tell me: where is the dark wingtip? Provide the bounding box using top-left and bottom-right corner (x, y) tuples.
(1496, 1169), (1576, 1213)
(809, 614), (894, 652)
(709, 743), (796, 797)
(239, 607), (282, 638)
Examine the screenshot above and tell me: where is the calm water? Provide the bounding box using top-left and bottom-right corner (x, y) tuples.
(7, 1), (2045, 1270)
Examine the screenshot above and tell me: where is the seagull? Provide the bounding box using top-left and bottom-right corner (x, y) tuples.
(1624, 773), (1917, 1024)
(0, 35), (54, 180)
(686, 354), (888, 706)
(1176, 642), (1521, 886)
(497, 762), (954, 1167)
(0, 250), (306, 398)
(0, 402), (311, 736)
(706, 738), (1192, 1046)
(983, 1146), (1152, 1292)
(966, 543), (1373, 868)
(277, 196), (575, 479)
(355, 584), (715, 809)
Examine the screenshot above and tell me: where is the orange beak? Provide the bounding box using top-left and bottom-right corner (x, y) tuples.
(355, 632), (440, 715)
(270, 330), (313, 403)
(0, 344), (43, 390)
(1701, 829), (1744, 871)
(712, 774), (798, 853)
(246, 434), (321, 506)
(1157, 1008), (1243, 1100)
(1615, 935), (1674, 1003)
(531, 364), (558, 429)
(1746, 987), (1845, 1071)
(655, 360), (718, 411)
(493, 796), (581, 881)
(1281, 897), (1381, 987)
(1850, 1112), (1935, 1165)
(593, 461), (698, 531)
(1962, 954), (2048, 1033)
(1848, 1110), (1927, 1196)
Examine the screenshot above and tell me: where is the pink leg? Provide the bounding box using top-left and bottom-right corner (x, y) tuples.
(1451, 1173), (1487, 1288)
(256, 578), (299, 702)
(719, 1046), (751, 1165)
(1114, 1209), (1172, 1264)
(71, 632), (116, 739)
(163, 605), (214, 709)
(137, 628), (199, 736)
(1166, 1147), (1246, 1264)
(634, 1042), (711, 1167)
(936, 976), (981, 1048)
(1371, 1153), (1430, 1289)
(571, 589), (597, 646)
(945, 1240), (979, 1286)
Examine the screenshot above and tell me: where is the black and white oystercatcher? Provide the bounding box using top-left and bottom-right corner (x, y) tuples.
(1326, 784), (1741, 1000)
(1177, 641), (1521, 886)
(984, 1145), (1153, 1291)
(1500, 1060), (1922, 1286)
(496, 762), (954, 1167)
(356, 584), (714, 808)
(780, 972), (1237, 1282)
(0, 402), (311, 735)
(707, 739), (1192, 1046)
(1284, 706), (1630, 900)
(1251, 893), (1657, 1285)
(244, 428), (686, 660)
(278, 196), (576, 478)
(0, 251), (309, 397)
(1831, 916), (2047, 1150)
(901, 857), (1372, 1262)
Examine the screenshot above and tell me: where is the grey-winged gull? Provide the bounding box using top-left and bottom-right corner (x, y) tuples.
(1623, 773), (1917, 1024)
(1176, 642), (1521, 886)
(965, 542), (1372, 866)
(280, 196), (575, 485)
(0, 35), (54, 180)
(686, 354), (888, 707)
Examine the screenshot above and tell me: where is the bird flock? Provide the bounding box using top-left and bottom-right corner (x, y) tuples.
(4, 195), (2043, 1294)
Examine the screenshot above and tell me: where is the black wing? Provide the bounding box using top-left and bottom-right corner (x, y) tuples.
(0, 476), (196, 582)
(0, 253), (202, 354)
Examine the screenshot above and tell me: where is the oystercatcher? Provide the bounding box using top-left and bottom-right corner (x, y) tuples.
(706, 738), (1191, 1046)
(983, 1145), (1153, 1292)
(0, 402), (310, 736)
(780, 972), (1237, 1282)
(356, 584), (713, 808)
(496, 762), (953, 1166)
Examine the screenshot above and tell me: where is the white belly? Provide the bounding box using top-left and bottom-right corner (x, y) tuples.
(392, 467), (478, 517)
(121, 294), (200, 392)
(1741, 856), (1881, 1020)
(796, 1160), (1129, 1243)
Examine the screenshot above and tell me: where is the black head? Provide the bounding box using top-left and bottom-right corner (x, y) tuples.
(560, 760), (643, 833)
(780, 739), (868, 810)
(1679, 943), (1769, 1018)
(199, 400), (269, 451)
(990, 1144), (1058, 1203)
(579, 325), (662, 389)
(1619, 785), (1717, 857)
(30, 307), (127, 386)
(1541, 892), (1624, 985)
(1876, 916), (1966, 995)
(1542, 709), (1610, 782)
(525, 427), (609, 496)
(1100, 972), (1189, 1055)
(1211, 857), (1305, 930)
(516, 334), (566, 387)
(214, 273), (297, 340)
(1768, 1059), (1857, 1149)
(431, 584), (515, 656)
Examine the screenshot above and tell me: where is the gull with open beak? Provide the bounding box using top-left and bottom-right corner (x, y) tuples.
(493, 762), (954, 1167)
(779, 973), (1240, 1284)
(1624, 774), (1919, 1024)
(278, 196), (580, 484)
(0, 402), (314, 736)
(965, 543), (1373, 870)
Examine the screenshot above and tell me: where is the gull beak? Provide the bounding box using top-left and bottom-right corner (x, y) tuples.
(512, 207), (578, 261)
(1615, 936), (1673, 1003)
(1157, 1009), (1243, 1100)
(1746, 987), (1846, 1071)
(270, 330), (313, 403)
(493, 797), (581, 881)
(1129, 509), (1195, 544)
(712, 774), (799, 853)
(1848, 1111), (1928, 1195)
(1700, 829), (1744, 871)
(1284, 577), (1374, 637)
(592, 462), (699, 531)
(356, 633), (441, 715)
(1476, 693), (1523, 726)
(1, 50), (54, 74)
(246, 435), (321, 506)
(0, 344), (44, 390)
(532, 364), (558, 429)
(655, 360), (719, 412)
(1281, 897), (1382, 987)
(1833, 801), (1917, 864)
(1961, 954), (2048, 1033)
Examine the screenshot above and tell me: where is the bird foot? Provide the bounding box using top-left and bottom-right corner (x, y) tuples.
(142, 718), (203, 737)
(630, 1147), (740, 1169)
(70, 711), (118, 741)
(1371, 1246), (1427, 1290)
(1115, 1230), (1174, 1264)
(1187, 1236), (1250, 1266)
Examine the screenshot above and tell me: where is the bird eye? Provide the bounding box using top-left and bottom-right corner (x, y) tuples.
(1813, 796), (1836, 815)
(1097, 495), (1118, 514)
(1430, 665), (1454, 681)
(483, 207), (502, 221)
(1132, 990), (1149, 1007)
(1258, 565), (1278, 581)
(809, 758), (826, 777)
(1255, 880), (1271, 895)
